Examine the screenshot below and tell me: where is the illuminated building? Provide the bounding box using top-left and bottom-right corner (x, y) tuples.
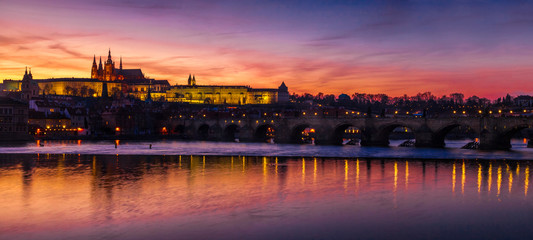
(166, 75), (289, 104)
(5, 50), (288, 104)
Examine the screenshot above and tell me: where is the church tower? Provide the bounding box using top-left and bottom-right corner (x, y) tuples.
(91, 55), (98, 79)
(104, 49), (116, 81)
(98, 57), (103, 80)
(21, 67), (38, 101)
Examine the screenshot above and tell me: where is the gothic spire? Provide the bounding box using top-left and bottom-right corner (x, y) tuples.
(25, 66), (28, 75)
(93, 55), (96, 64)
(120, 56), (122, 70)
(98, 56), (103, 70)
(108, 48), (111, 61)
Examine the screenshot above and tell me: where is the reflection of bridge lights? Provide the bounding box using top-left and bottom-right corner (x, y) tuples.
(453, 110), (456, 114)
(478, 110), (482, 114)
(489, 111), (493, 114)
(498, 110), (502, 113)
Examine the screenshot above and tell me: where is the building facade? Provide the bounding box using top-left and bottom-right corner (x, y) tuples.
(166, 75), (289, 104)
(0, 97), (30, 141)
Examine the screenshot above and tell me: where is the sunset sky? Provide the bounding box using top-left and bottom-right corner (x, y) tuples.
(1, 0), (532, 99)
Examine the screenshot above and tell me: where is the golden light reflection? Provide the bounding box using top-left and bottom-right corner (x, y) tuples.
(301, 158), (305, 184)
(497, 165), (502, 197)
(508, 164), (513, 193)
(525, 166), (529, 197)
(263, 157), (268, 183)
(92, 156), (96, 176)
(344, 160), (349, 191)
(179, 155), (182, 169)
(477, 164), (482, 194)
(452, 162), (456, 194)
(313, 158), (317, 184)
(356, 159), (360, 191)
(461, 161), (465, 195)
(275, 157), (278, 176)
(488, 162), (492, 192)
(242, 156), (246, 173)
(115, 139), (120, 146)
(516, 163), (520, 176)
(394, 162), (398, 194)
(231, 156), (234, 171)
(405, 161), (409, 190)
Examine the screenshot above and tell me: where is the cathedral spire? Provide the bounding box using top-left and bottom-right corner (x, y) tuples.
(120, 56), (122, 70)
(93, 55), (96, 65)
(25, 67), (28, 75)
(188, 74), (192, 86)
(106, 49), (113, 64)
(98, 56), (103, 70)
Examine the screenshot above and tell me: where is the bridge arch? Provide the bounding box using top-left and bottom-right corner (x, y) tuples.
(500, 124), (531, 149)
(197, 124), (210, 140)
(433, 123), (478, 148)
(374, 124), (416, 147)
(255, 124), (275, 142)
(290, 124), (316, 144)
(223, 124), (240, 141)
(332, 123), (362, 145)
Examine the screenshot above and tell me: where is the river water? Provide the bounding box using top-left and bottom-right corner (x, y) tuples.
(1, 140), (533, 239)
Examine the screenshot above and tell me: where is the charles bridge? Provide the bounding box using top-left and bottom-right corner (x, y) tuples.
(163, 116), (533, 150)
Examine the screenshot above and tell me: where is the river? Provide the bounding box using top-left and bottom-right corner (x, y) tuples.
(1, 140), (533, 239)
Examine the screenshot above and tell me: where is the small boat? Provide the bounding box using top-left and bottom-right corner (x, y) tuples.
(399, 139), (415, 147)
(461, 141), (480, 150)
(342, 139), (360, 145)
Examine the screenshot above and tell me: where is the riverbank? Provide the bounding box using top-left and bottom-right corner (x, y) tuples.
(0, 140), (532, 160)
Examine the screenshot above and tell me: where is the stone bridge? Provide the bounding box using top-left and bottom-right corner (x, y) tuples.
(162, 116), (533, 150)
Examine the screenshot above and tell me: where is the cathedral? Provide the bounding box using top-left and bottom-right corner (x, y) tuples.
(91, 49), (145, 81)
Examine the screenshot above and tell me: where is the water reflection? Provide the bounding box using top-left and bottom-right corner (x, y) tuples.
(1, 155), (533, 240)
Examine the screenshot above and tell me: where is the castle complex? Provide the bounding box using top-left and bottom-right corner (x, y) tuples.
(2, 50), (289, 104)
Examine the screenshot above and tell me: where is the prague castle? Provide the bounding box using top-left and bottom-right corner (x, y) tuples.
(2, 50), (289, 104)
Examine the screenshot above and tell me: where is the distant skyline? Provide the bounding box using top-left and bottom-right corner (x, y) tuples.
(1, 0), (533, 99)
